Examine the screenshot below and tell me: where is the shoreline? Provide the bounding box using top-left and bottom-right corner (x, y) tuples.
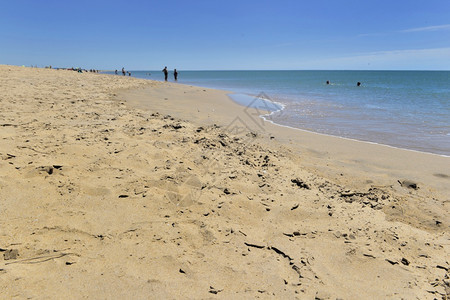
(119, 80), (450, 198)
(1, 65), (449, 299)
(261, 109), (450, 158)
(231, 91), (450, 158)
(114, 70), (450, 157)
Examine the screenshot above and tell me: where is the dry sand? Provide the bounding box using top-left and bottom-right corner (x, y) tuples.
(0, 65), (448, 299)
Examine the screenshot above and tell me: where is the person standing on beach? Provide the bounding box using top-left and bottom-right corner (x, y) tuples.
(174, 69), (178, 81)
(162, 66), (168, 81)
(122, 67), (126, 76)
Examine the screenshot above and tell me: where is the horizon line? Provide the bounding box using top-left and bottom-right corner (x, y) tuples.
(109, 69), (450, 72)
(3, 64), (449, 72)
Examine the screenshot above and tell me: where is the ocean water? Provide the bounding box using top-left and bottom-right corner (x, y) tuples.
(108, 70), (450, 156)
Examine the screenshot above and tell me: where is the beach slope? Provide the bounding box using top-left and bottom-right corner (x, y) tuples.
(0, 65), (448, 299)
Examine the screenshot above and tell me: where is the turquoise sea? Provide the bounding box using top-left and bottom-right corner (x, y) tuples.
(107, 70), (450, 156)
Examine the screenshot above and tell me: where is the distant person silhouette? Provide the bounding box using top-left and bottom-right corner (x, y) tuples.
(115, 70), (118, 75)
(326, 80), (330, 85)
(122, 67), (126, 76)
(162, 66), (168, 81)
(174, 69), (178, 81)
(357, 82), (361, 87)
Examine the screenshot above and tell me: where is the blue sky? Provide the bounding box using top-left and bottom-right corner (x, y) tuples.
(1, 0), (449, 70)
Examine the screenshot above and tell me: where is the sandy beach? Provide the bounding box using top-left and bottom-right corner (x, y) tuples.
(0, 65), (449, 299)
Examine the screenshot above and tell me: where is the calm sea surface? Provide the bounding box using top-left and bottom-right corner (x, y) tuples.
(107, 70), (450, 156)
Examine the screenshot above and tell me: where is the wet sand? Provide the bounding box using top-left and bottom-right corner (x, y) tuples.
(1, 65), (449, 299)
